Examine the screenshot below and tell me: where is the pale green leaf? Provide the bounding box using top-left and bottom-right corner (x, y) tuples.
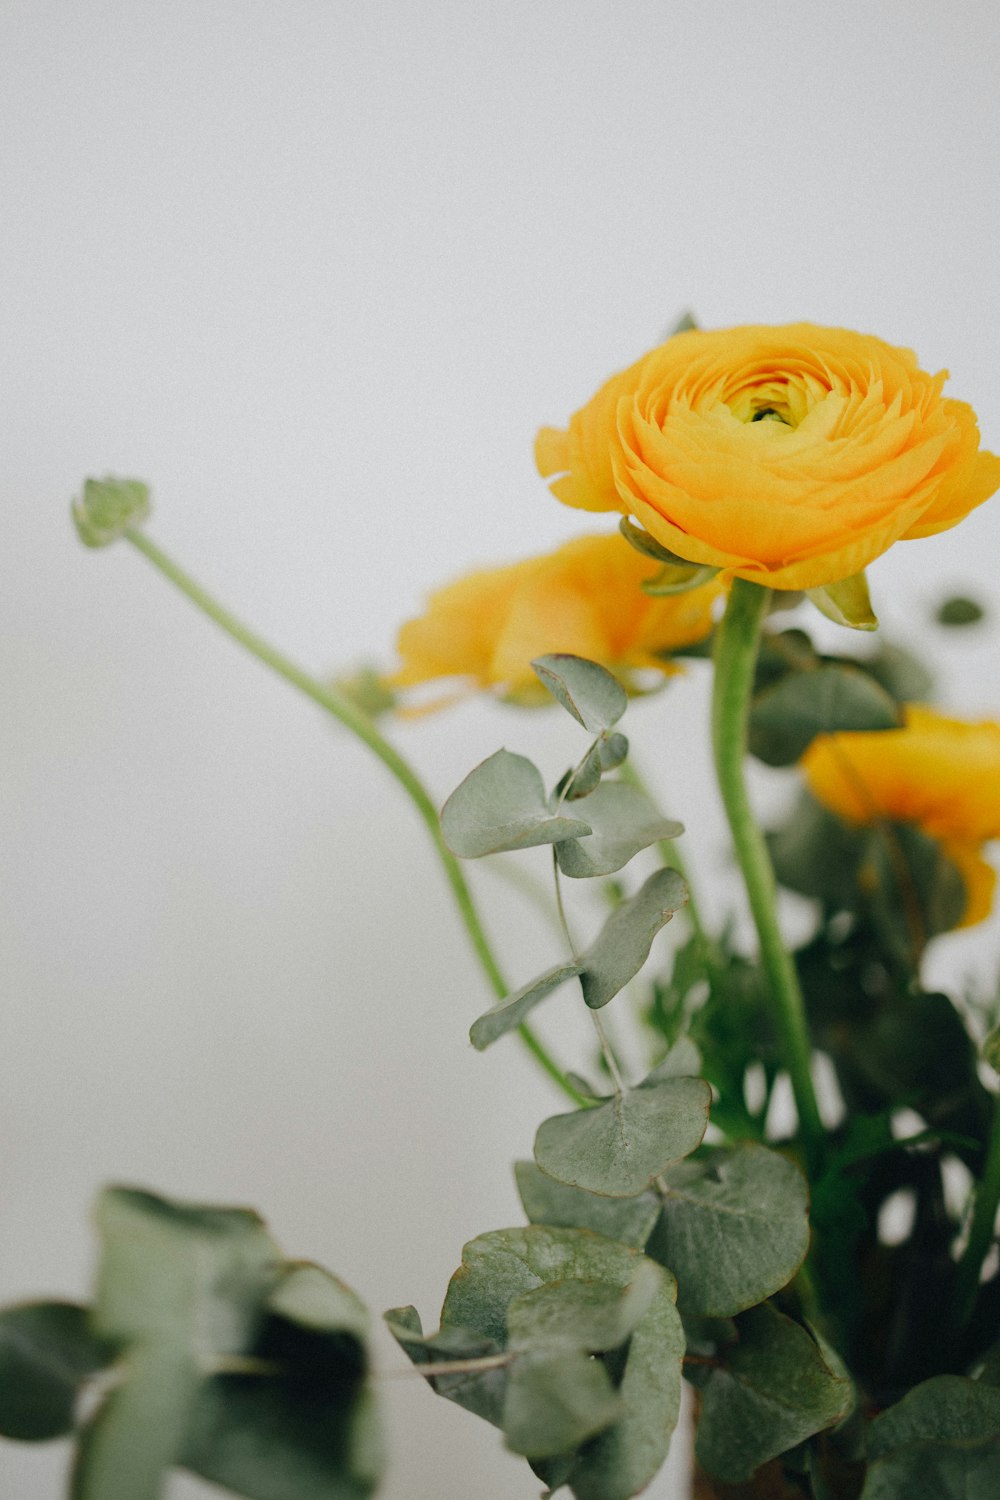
(514, 1162), (661, 1250)
(534, 1075), (711, 1197)
(531, 654), (627, 733)
(648, 1144), (810, 1316)
(578, 868), (687, 1009)
(555, 782), (683, 879)
(72, 1347), (199, 1500)
(503, 1348), (621, 1458)
(505, 1261), (664, 1353)
(441, 749), (591, 858)
(470, 962), (583, 1051)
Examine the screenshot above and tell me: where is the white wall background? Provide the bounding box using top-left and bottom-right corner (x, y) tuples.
(3, 3), (1000, 1496)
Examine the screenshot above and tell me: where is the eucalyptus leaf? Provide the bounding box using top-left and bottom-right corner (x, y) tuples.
(503, 1348), (621, 1458)
(182, 1378), (383, 1500)
(748, 664), (900, 767)
(648, 1144), (810, 1316)
(867, 1376), (1000, 1459)
(865, 822), (967, 952)
(72, 1347), (200, 1500)
(534, 1074), (711, 1197)
(0, 1302), (117, 1441)
(506, 1261), (664, 1353)
(531, 654), (628, 733)
(560, 741), (604, 800)
(384, 1307), (505, 1427)
(514, 1162), (661, 1250)
(555, 782), (683, 879)
(768, 791), (866, 908)
(860, 1439), (1000, 1499)
(599, 733), (629, 771)
(694, 1302), (853, 1483)
(441, 749), (592, 858)
(440, 1226), (685, 1500)
(470, 962), (583, 1051)
(647, 1037), (702, 1081)
(578, 868), (688, 1009)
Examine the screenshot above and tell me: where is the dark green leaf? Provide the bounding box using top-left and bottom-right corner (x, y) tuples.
(182, 1377), (383, 1500)
(768, 791), (866, 907)
(514, 1162), (661, 1250)
(531, 655), (627, 733)
(866, 823), (967, 953)
(863, 1379), (1000, 1498)
(982, 1025), (1000, 1075)
(555, 782), (683, 879)
(578, 869), (688, 1009)
(648, 1144), (809, 1316)
(862, 641), (934, 703)
(936, 595), (985, 627)
(534, 1074), (710, 1197)
(470, 962), (583, 1051)
(0, 1302), (116, 1441)
(694, 1303), (853, 1483)
(441, 749), (592, 858)
(748, 664), (900, 766)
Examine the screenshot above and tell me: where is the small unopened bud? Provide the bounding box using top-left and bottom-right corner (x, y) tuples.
(72, 476), (150, 548)
(332, 665), (398, 719)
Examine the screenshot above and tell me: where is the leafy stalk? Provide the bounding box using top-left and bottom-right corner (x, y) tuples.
(123, 528), (584, 1107)
(711, 578), (825, 1170)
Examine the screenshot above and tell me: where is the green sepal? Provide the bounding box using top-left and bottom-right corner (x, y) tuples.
(642, 561), (720, 596)
(806, 571), (878, 631)
(72, 476), (150, 548)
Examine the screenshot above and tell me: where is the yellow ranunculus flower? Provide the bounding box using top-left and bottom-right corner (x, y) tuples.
(801, 706), (1000, 925)
(393, 532), (722, 703)
(536, 324), (1000, 592)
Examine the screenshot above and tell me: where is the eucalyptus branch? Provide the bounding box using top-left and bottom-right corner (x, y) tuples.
(711, 578), (825, 1170)
(122, 528), (583, 1106)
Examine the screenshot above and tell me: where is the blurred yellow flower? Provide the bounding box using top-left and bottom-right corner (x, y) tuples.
(393, 532), (722, 704)
(536, 324), (1000, 593)
(801, 706), (1000, 925)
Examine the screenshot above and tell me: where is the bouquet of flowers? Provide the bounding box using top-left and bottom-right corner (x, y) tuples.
(4, 320), (1000, 1499)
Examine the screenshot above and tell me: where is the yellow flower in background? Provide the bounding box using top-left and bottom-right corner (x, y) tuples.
(536, 324), (1000, 593)
(393, 532), (722, 704)
(802, 706), (1000, 925)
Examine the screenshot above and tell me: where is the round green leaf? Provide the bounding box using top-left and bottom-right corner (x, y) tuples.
(749, 663), (900, 767)
(441, 749), (592, 858)
(555, 782), (683, 879)
(649, 1144), (809, 1316)
(534, 1075), (711, 1198)
(531, 655), (628, 733)
(578, 868), (688, 1009)
(470, 962), (583, 1050)
(514, 1162), (661, 1250)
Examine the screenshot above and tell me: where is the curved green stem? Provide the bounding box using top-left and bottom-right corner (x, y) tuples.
(954, 1090), (1000, 1327)
(619, 757), (709, 955)
(711, 579), (825, 1170)
(123, 528), (585, 1107)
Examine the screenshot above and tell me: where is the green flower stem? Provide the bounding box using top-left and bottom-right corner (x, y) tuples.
(123, 528), (585, 1108)
(954, 1089), (1000, 1327)
(711, 578), (825, 1170)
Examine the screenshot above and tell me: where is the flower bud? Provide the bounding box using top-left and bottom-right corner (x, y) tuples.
(72, 476), (150, 548)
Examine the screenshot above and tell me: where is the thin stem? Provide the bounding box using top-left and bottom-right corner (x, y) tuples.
(383, 1352), (513, 1379)
(954, 1090), (1000, 1327)
(123, 528), (585, 1107)
(551, 846), (627, 1097)
(619, 758), (710, 954)
(711, 579), (824, 1171)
